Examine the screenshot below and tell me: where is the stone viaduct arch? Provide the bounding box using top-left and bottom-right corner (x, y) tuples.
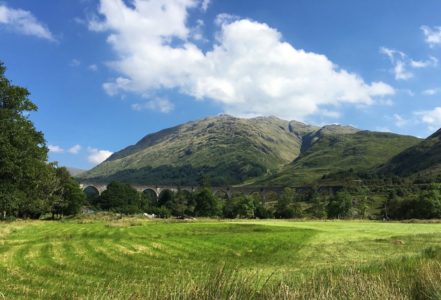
(79, 182), (343, 201)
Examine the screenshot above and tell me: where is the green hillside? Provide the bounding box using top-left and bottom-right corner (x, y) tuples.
(253, 130), (421, 186)
(80, 115), (318, 185)
(80, 116), (422, 186)
(379, 129), (441, 178)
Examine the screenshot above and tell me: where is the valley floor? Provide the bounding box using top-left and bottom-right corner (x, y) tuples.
(1, 218), (440, 299)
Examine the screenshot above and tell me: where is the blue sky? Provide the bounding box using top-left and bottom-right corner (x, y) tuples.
(1, 0), (441, 169)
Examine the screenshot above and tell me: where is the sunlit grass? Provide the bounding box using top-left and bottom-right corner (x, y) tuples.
(0, 218), (440, 299)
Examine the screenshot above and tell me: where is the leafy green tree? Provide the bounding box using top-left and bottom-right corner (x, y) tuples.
(97, 182), (143, 214)
(417, 189), (441, 219)
(168, 190), (193, 216)
(252, 194), (273, 219)
(223, 198), (236, 218)
(194, 188), (221, 217)
(275, 188), (295, 218)
(84, 186), (100, 207)
(310, 195), (327, 219)
(327, 191), (353, 219)
(140, 190), (157, 211)
(51, 167), (85, 217)
(226, 195), (255, 218)
(150, 206), (171, 218)
(158, 190), (175, 208)
(393, 189), (441, 220)
(383, 190), (397, 219)
(359, 197), (369, 219)
(0, 62), (55, 218)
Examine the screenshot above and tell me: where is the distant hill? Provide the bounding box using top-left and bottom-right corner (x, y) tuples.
(67, 167), (87, 176)
(255, 130), (421, 186)
(79, 115), (421, 186)
(79, 115), (319, 185)
(379, 128), (441, 178)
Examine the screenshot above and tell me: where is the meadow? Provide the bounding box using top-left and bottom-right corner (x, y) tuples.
(1, 217), (441, 299)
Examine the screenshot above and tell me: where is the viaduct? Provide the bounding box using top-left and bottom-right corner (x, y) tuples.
(79, 182), (342, 200)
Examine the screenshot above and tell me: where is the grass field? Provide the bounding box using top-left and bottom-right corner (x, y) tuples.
(1, 217), (441, 299)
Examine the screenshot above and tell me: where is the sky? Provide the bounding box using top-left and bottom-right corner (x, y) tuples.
(1, 0), (441, 170)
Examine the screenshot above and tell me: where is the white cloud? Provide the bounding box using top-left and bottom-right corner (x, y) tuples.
(201, 0), (210, 11)
(70, 59), (81, 67)
(380, 47), (437, 81)
(68, 144), (82, 155)
(393, 61), (413, 80)
(131, 97), (174, 113)
(103, 77), (131, 96)
(393, 114), (408, 128)
(415, 107), (441, 131)
(378, 98), (394, 106)
(410, 56), (438, 68)
(87, 147), (113, 165)
(90, 0), (394, 121)
(88, 64), (98, 71)
(0, 4), (55, 41)
(421, 25), (441, 47)
(48, 144), (64, 153)
(422, 88), (440, 96)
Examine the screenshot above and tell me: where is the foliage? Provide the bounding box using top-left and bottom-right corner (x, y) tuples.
(224, 195), (256, 218)
(274, 188), (299, 218)
(387, 187), (441, 219)
(309, 194), (327, 219)
(50, 167), (86, 218)
(95, 181), (146, 214)
(327, 191), (354, 219)
(194, 187), (221, 217)
(0, 62), (83, 219)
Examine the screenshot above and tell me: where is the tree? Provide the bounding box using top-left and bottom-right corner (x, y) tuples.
(158, 190), (175, 208)
(168, 190), (193, 216)
(50, 167), (85, 218)
(275, 188), (296, 219)
(96, 182), (143, 214)
(194, 188), (221, 217)
(0, 62), (55, 219)
(310, 195), (327, 219)
(327, 191), (353, 219)
(417, 189), (441, 219)
(226, 195), (256, 218)
(252, 194), (273, 219)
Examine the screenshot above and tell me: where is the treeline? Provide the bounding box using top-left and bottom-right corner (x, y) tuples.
(0, 62), (84, 220)
(85, 181), (441, 220)
(84, 182), (362, 219)
(85, 182), (274, 218)
(385, 186), (441, 219)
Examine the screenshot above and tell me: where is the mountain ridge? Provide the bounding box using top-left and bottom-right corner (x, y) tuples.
(79, 115), (422, 186)
(379, 128), (441, 178)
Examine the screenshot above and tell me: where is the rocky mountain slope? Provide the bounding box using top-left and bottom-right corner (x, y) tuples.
(257, 130), (421, 186)
(80, 115), (318, 185)
(79, 115), (421, 186)
(379, 129), (441, 178)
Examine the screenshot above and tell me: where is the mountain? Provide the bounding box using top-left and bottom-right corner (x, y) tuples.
(80, 115), (319, 185)
(255, 130), (421, 186)
(379, 129), (441, 178)
(66, 167), (87, 176)
(79, 115), (421, 186)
